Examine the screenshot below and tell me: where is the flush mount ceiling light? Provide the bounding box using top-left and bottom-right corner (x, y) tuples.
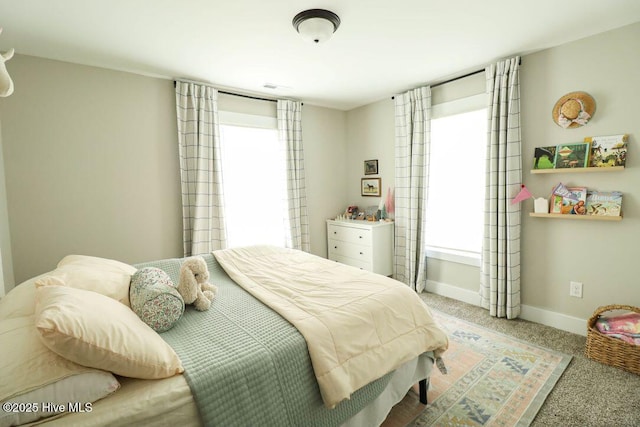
(292, 9), (340, 44)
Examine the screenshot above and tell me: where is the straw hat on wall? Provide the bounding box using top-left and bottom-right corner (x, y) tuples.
(552, 91), (596, 129)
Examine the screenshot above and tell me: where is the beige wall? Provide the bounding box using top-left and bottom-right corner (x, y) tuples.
(0, 55), (348, 288)
(520, 22), (640, 318)
(0, 55), (184, 286)
(346, 100), (395, 210)
(346, 22), (640, 326)
(301, 104), (348, 257)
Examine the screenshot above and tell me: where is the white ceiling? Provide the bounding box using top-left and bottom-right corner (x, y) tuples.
(1, 0), (639, 110)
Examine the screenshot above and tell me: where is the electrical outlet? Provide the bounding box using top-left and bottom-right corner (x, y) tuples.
(569, 281), (583, 298)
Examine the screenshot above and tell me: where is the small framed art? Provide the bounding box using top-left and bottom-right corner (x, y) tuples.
(364, 159), (378, 175)
(361, 178), (381, 197)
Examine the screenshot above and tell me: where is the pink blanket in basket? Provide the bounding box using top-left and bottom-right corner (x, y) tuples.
(595, 312), (640, 345)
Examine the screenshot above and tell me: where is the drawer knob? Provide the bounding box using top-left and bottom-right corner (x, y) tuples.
(359, 252), (363, 255)
(333, 231), (337, 234)
(334, 246), (338, 249)
(359, 235), (363, 239)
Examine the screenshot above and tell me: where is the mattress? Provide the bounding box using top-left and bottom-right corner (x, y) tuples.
(37, 354), (433, 427)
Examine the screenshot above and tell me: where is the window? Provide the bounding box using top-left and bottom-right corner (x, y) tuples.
(219, 112), (287, 248)
(424, 94), (487, 265)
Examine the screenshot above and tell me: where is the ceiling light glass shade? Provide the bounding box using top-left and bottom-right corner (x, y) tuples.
(297, 17), (335, 43)
(293, 9), (340, 44)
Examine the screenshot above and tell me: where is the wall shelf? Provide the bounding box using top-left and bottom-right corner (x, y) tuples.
(530, 166), (624, 174)
(529, 213), (622, 221)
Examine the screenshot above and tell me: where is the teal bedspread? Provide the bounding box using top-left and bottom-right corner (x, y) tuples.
(134, 255), (393, 426)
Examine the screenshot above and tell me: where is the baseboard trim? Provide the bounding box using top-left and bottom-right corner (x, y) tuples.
(425, 280), (587, 336)
(425, 280), (480, 306)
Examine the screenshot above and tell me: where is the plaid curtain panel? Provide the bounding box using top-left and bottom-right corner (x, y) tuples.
(393, 87), (431, 292)
(480, 57), (522, 319)
(175, 81), (227, 256)
(277, 100), (310, 252)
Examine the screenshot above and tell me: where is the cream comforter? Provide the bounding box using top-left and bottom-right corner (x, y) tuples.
(213, 246), (448, 408)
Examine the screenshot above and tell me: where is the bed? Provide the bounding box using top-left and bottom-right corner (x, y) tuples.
(0, 246), (448, 426)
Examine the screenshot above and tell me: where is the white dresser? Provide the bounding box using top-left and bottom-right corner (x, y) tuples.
(326, 219), (394, 276)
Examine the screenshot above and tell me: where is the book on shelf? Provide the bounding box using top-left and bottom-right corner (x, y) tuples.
(550, 186), (587, 214)
(549, 194), (564, 213)
(585, 134), (628, 168)
(585, 191), (623, 217)
(554, 142), (590, 169)
(533, 146), (557, 169)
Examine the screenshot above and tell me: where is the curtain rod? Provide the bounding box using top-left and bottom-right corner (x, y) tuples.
(432, 68), (484, 88)
(390, 69), (482, 100)
(219, 90), (277, 103)
(391, 57), (522, 100)
(173, 79), (278, 103)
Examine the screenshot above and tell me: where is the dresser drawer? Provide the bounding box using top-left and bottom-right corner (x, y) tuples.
(327, 224), (372, 245)
(328, 254), (373, 271)
(328, 239), (371, 260)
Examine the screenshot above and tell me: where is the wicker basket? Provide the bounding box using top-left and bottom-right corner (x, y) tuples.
(585, 304), (640, 375)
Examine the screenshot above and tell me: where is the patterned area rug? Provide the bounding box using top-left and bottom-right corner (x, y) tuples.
(411, 310), (572, 427)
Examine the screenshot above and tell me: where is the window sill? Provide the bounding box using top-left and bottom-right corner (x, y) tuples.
(425, 247), (480, 267)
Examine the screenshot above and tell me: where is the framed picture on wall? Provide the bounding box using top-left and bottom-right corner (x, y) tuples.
(361, 178), (381, 197)
(364, 159), (378, 175)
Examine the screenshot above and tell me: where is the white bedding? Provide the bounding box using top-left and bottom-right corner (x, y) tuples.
(213, 245), (448, 408)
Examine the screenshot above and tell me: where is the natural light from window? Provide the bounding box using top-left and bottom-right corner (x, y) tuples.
(219, 124), (287, 248)
(425, 107), (487, 258)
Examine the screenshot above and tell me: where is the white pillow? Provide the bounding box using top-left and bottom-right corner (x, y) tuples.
(35, 285), (184, 379)
(0, 316), (120, 426)
(36, 254), (137, 307)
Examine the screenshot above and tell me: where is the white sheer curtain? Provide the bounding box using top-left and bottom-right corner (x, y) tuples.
(393, 87), (431, 292)
(480, 57), (522, 319)
(175, 81), (227, 256)
(277, 100), (310, 252)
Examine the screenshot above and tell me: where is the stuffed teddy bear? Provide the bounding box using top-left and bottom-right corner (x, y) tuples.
(177, 256), (218, 311)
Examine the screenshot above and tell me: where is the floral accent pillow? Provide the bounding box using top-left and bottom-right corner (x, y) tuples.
(129, 267), (184, 332)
